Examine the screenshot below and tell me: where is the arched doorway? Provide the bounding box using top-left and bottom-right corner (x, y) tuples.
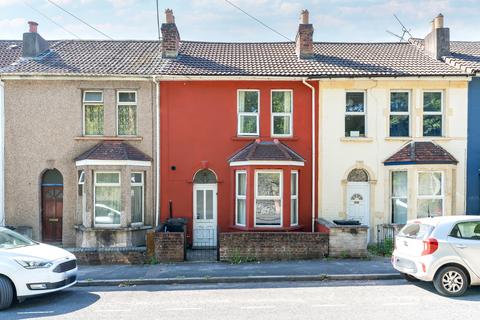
(192, 169), (217, 248)
(346, 169), (370, 227)
(41, 169), (63, 242)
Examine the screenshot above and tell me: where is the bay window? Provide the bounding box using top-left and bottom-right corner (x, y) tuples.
(131, 172), (144, 224)
(389, 91), (410, 137)
(94, 172), (121, 226)
(255, 171), (282, 227)
(391, 171), (408, 224)
(345, 92), (366, 137)
(117, 91), (137, 136)
(238, 90), (259, 136)
(83, 91), (104, 136)
(417, 172), (444, 218)
(271, 90), (293, 136)
(423, 91), (443, 137)
(235, 171), (247, 226)
(291, 171), (298, 226)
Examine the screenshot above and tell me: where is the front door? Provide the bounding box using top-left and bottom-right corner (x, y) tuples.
(193, 184), (217, 248)
(41, 186), (63, 242)
(346, 182), (370, 226)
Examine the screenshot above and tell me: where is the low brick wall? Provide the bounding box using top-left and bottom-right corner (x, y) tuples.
(219, 232), (328, 262)
(67, 247), (146, 265)
(153, 232), (185, 263)
(318, 219), (369, 258)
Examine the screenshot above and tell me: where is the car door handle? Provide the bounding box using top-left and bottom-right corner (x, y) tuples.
(455, 244), (467, 249)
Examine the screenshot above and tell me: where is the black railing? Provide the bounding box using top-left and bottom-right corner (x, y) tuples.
(376, 224), (401, 256)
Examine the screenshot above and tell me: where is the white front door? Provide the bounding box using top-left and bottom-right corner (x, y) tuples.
(346, 182), (370, 226)
(193, 183), (217, 248)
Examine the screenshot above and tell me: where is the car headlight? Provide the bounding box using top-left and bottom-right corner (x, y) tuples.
(15, 259), (53, 269)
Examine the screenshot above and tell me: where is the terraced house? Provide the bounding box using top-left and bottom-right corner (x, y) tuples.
(0, 9), (474, 251)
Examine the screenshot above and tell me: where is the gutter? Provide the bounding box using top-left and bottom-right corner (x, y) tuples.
(152, 76), (161, 228)
(302, 79), (316, 232)
(0, 79), (4, 226)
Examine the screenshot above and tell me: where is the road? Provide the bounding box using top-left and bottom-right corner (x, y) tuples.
(3, 280), (480, 320)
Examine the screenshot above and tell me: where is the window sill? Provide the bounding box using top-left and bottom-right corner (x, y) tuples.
(340, 137), (373, 143)
(231, 136), (299, 141)
(385, 137), (413, 142)
(75, 136), (143, 141)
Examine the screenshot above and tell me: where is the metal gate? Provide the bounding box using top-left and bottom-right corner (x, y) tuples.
(187, 226), (219, 262)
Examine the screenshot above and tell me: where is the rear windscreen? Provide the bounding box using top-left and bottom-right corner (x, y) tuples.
(398, 223), (433, 239)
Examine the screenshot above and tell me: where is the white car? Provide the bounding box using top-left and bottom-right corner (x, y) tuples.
(392, 216), (480, 296)
(0, 227), (77, 310)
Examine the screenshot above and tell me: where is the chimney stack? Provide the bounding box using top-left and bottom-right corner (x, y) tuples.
(424, 13), (450, 60)
(295, 9), (314, 59)
(22, 21), (49, 58)
(161, 9), (180, 58)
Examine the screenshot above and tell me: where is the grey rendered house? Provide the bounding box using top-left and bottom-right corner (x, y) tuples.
(0, 22), (162, 247)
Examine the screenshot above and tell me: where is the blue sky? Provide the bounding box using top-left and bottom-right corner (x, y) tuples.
(0, 0), (479, 42)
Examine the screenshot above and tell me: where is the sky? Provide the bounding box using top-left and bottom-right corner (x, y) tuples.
(0, 0), (479, 42)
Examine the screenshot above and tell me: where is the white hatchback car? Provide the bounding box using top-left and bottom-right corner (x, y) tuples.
(0, 227), (77, 310)
(392, 216), (480, 296)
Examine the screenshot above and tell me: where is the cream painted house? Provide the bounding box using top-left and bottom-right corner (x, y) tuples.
(317, 77), (469, 239)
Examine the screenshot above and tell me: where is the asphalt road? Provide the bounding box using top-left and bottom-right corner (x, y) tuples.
(3, 280), (480, 320)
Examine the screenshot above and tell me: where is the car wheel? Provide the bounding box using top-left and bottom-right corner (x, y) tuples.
(401, 273), (419, 282)
(0, 276), (14, 310)
(433, 266), (469, 297)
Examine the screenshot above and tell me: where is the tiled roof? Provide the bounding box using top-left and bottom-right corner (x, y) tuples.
(162, 41), (467, 77)
(75, 141), (152, 162)
(0, 40), (165, 75)
(410, 38), (480, 73)
(229, 139), (305, 163)
(384, 141), (457, 166)
(0, 39), (468, 77)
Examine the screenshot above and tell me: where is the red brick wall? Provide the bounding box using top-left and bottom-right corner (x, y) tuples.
(153, 232), (185, 262)
(219, 232), (328, 261)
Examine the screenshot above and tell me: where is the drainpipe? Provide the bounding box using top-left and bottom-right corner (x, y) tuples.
(302, 78), (316, 232)
(153, 76), (160, 227)
(0, 79), (4, 226)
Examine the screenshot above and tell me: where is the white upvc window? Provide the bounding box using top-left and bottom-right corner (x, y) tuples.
(117, 91), (137, 136)
(391, 171), (408, 224)
(255, 170), (282, 227)
(271, 90), (293, 137)
(389, 91), (410, 137)
(131, 172), (144, 225)
(94, 171), (121, 227)
(290, 171), (298, 226)
(345, 91), (366, 137)
(83, 91), (104, 136)
(417, 171), (444, 218)
(235, 171), (247, 226)
(422, 91), (443, 137)
(237, 90), (259, 136)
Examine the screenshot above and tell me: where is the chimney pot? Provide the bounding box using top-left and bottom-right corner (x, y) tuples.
(165, 8), (175, 24)
(434, 13), (444, 29)
(300, 9), (309, 24)
(28, 21), (38, 33)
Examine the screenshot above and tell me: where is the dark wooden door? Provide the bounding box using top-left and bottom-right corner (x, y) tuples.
(42, 186), (63, 242)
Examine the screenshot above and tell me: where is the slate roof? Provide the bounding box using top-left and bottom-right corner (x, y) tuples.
(75, 141), (152, 162)
(229, 140), (305, 163)
(0, 39), (469, 77)
(0, 40), (165, 75)
(384, 141), (457, 166)
(410, 38), (480, 73)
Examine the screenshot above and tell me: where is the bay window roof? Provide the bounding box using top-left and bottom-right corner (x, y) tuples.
(384, 141), (457, 166)
(229, 139), (304, 166)
(75, 141), (152, 166)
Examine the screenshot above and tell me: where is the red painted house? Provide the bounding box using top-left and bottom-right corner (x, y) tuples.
(159, 10), (317, 246)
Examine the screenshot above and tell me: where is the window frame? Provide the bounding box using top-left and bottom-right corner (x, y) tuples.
(237, 89), (260, 136)
(116, 90), (138, 137)
(271, 89), (293, 137)
(94, 171), (122, 228)
(390, 170), (408, 224)
(82, 90), (104, 136)
(290, 170), (299, 226)
(416, 171), (444, 218)
(345, 91), (367, 137)
(131, 171), (144, 226)
(389, 90), (411, 137)
(254, 170), (283, 228)
(235, 171), (247, 227)
(422, 90), (444, 137)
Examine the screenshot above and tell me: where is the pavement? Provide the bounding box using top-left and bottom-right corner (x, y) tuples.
(5, 280), (480, 319)
(77, 257), (400, 286)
